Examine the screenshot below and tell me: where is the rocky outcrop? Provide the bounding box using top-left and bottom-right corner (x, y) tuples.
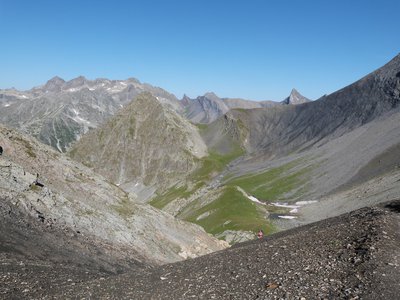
(281, 88), (310, 105)
(0, 125), (227, 268)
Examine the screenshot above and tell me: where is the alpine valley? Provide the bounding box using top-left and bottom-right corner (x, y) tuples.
(1, 54), (400, 299)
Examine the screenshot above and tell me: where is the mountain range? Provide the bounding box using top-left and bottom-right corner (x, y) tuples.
(0, 54), (399, 298)
(0, 78), (309, 153)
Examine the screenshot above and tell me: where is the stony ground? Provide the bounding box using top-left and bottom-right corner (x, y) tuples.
(1, 200), (397, 299)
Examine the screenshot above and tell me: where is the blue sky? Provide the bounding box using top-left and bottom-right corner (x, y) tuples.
(1, 0), (399, 100)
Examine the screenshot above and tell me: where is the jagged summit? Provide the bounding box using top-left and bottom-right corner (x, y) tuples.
(0, 76), (180, 152)
(282, 88), (310, 105)
(43, 76), (66, 92)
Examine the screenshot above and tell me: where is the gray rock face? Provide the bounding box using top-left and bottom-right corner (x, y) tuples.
(0, 76), (180, 152)
(0, 125), (227, 266)
(69, 92), (207, 195)
(281, 88), (311, 105)
(182, 92), (230, 124)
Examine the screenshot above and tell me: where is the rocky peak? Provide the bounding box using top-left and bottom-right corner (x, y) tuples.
(181, 94), (191, 106)
(282, 88), (310, 105)
(203, 92), (221, 102)
(65, 76), (88, 89)
(43, 76), (66, 92)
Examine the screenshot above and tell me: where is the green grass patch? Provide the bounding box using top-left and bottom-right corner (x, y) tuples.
(191, 145), (245, 181)
(149, 144), (244, 210)
(150, 184), (197, 209)
(227, 159), (311, 202)
(195, 123), (209, 131)
(184, 186), (272, 236)
(29, 184), (41, 192)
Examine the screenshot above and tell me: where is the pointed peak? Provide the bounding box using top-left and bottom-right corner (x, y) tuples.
(182, 94), (191, 100)
(282, 88), (310, 105)
(43, 76), (65, 92)
(290, 88), (299, 95)
(47, 76), (65, 83)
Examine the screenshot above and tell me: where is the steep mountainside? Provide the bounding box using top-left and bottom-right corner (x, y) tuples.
(0, 76), (180, 152)
(0, 124), (227, 267)
(13, 201), (400, 299)
(229, 54), (400, 157)
(69, 92), (208, 198)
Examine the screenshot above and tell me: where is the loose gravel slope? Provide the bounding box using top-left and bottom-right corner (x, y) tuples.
(46, 200), (400, 300)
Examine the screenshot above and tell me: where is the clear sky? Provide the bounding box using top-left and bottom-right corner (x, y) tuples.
(1, 0), (399, 100)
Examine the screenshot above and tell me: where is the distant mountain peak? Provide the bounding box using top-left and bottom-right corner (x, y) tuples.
(65, 76), (88, 89)
(48, 76), (65, 83)
(43, 76), (66, 92)
(282, 88), (310, 105)
(203, 92), (220, 102)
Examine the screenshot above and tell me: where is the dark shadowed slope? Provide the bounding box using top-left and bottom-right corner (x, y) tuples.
(228, 53), (400, 157)
(42, 200), (400, 299)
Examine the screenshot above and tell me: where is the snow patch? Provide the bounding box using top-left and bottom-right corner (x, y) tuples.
(248, 195), (265, 205)
(278, 216), (297, 219)
(73, 115), (91, 125)
(236, 186), (266, 206)
(295, 200), (318, 205)
(272, 202), (299, 209)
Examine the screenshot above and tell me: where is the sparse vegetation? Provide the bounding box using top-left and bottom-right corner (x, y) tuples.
(13, 136), (37, 158)
(111, 196), (135, 218)
(29, 184), (41, 191)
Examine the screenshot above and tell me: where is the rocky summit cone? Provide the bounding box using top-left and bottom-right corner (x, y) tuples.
(282, 88), (311, 105)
